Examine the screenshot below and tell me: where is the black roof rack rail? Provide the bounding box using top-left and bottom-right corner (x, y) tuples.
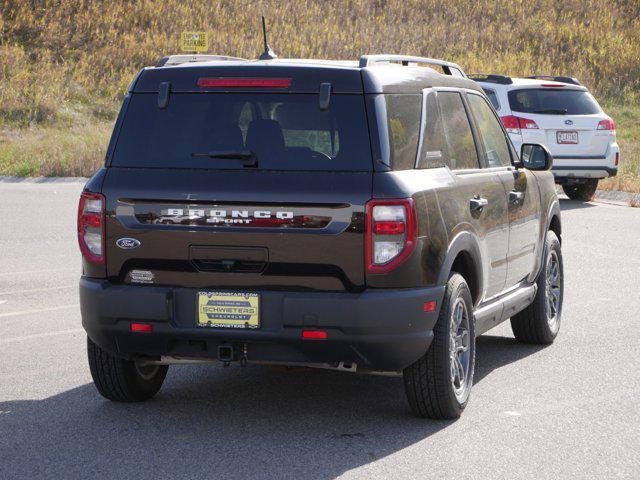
(467, 73), (513, 85)
(526, 75), (581, 86)
(156, 54), (247, 67)
(359, 55), (466, 77)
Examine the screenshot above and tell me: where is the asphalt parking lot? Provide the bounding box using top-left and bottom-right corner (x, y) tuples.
(0, 180), (638, 480)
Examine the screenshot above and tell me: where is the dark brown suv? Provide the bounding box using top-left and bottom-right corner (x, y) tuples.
(78, 54), (563, 419)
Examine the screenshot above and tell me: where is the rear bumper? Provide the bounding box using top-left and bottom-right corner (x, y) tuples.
(551, 147), (619, 180)
(510, 132), (619, 180)
(80, 277), (444, 372)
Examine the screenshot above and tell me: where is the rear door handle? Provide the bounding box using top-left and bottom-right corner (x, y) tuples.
(509, 191), (525, 205)
(469, 197), (489, 212)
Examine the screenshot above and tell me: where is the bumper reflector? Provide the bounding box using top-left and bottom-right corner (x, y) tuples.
(131, 323), (153, 332)
(302, 330), (327, 340)
(423, 301), (436, 313)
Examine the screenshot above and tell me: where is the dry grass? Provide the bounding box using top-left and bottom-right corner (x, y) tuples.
(0, 0), (639, 181)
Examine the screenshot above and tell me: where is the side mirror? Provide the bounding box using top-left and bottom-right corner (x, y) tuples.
(520, 143), (553, 171)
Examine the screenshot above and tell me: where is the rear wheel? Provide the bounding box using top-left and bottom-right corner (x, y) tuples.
(87, 337), (168, 402)
(511, 230), (563, 344)
(403, 273), (475, 419)
(562, 179), (598, 201)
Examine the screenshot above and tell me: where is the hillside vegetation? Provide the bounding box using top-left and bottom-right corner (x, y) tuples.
(1, 0), (639, 189)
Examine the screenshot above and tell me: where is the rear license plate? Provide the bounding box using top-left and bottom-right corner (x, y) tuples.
(197, 291), (260, 329)
(557, 131), (578, 144)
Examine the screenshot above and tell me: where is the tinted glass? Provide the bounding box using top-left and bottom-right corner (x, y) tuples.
(482, 88), (500, 110)
(437, 92), (479, 170)
(385, 94), (421, 170)
(417, 93), (447, 169)
(467, 94), (511, 168)
(508, 89), (601, 115)
(112, 93), (372, 171)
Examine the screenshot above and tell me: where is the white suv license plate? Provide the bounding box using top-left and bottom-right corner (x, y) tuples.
(557, 131), (578, 144)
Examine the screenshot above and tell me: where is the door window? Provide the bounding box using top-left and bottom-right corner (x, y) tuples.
(467, 93), (512, 168)
(482, 88), (500, 110)
(436, 92), (479, 170)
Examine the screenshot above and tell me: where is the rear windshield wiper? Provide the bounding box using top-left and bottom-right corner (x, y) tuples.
(533, 108), (568, 115)
(191, 150), (257, 167)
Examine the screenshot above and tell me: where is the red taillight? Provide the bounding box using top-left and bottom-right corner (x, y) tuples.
(197, 77), (292, 88)
(77, 192), (105, 265)
(131, 323), (153, 332)
(615, 152), (619, 166)
(302, 330), (327, 340)
(597, 118), (615, 131)
(365, 199), (417, 274)
(500, 115), (539, 134)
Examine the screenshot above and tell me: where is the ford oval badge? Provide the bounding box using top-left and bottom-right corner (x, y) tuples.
(116, 238), (141, 249)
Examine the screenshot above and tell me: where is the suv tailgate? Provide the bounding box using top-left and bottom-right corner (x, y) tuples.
(103, 168), (371, 292)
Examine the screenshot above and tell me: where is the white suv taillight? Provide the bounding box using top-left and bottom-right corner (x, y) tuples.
(597, 118), (615, 131)
(500, 115), (539, 134)
(366, 199), (417, 273)
(78, 192), (105, 264)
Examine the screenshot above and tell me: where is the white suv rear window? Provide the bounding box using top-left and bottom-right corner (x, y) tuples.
(508, 89), (601, 115)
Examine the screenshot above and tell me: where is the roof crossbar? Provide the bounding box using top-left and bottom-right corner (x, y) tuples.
(358, 55), (466, 77)
(526, 75), (581, 86)
(156, 54), (247, 67)
(467, 73), (513, 85)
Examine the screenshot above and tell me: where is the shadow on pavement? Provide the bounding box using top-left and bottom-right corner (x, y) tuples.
(0, 334), (545, 480)
(559, 198), (597, 211)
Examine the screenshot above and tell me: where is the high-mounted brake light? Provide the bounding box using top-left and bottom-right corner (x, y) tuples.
(500, 115), (539, 134)
(131, 323), (153, 332)
(197, 77), (292, 88)
(302, 330), (327, 340)
(77, 192), (105, 264)
(597, 118), (615, 131)
(366, 199), (417, 274)
(541, 83), (564, 87)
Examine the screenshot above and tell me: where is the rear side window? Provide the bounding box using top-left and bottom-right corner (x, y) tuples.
(482, 88), (500, 110)
(508, 89), (601, 115)
(467, 94), (511, 168)
(417, 93), (447, 169)
(384, 94), (421, 170)
(111, 93), (372, 171)
(436, 92), (479, 170)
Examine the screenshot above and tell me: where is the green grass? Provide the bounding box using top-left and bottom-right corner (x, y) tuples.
(599, 101), (640, 192)
(0, 0), (639, 188)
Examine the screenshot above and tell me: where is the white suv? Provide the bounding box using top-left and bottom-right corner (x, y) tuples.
(470, 74), (620, 201)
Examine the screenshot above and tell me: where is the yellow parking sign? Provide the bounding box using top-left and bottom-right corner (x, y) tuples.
(181, 31), (208, 53)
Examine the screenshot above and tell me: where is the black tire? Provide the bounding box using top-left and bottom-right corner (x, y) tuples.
(403, 273), (475, 419)
(562, 179), (598, 201)
(87, 337), (168, 402)
(511, 230), (563, 344)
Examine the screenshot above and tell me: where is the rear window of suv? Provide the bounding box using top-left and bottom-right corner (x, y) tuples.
(508, 89), (601, 115)
(111, 93), (373, 171)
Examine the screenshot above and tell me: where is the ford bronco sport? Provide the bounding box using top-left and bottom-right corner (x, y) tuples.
(79, 53), (563, 419)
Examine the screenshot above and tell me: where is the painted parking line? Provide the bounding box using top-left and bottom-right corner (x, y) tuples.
(0, 285), (76, 296)
(0, 267), (77, 277)
(0, 328), (84, 345)
(0, 304), (79, 319)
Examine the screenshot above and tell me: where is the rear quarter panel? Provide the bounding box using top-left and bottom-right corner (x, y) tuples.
(528, 169), (561, 282)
